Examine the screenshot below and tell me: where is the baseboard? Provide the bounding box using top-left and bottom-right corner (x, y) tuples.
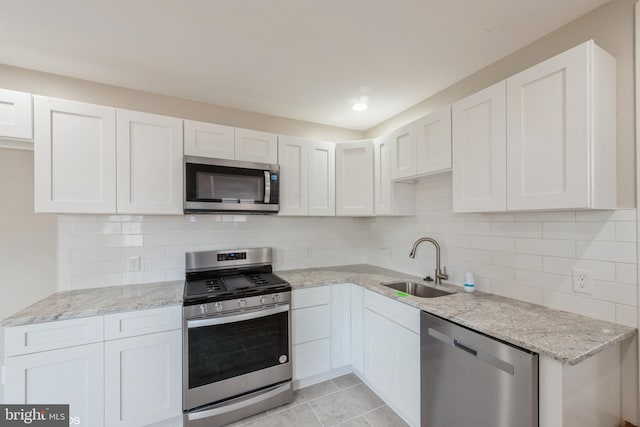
(293, 365), (354, 389)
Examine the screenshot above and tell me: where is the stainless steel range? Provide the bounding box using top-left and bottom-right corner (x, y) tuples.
(182, 247), (293, 427)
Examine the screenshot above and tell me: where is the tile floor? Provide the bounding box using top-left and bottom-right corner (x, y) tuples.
(228, 374), (409, 427)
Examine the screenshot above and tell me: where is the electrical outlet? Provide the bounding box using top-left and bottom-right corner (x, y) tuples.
(127, 256), (141, 272)
(572, 268), (592, 294)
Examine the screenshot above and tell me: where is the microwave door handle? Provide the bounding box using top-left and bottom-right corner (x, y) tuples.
(264, 171), (271, 203)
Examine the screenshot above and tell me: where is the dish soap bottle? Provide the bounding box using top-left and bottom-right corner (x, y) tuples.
(464, 272), (475, 293)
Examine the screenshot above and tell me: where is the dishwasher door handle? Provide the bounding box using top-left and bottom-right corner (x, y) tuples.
(428, 327), (515, 375)
(454, 339), (477, 356)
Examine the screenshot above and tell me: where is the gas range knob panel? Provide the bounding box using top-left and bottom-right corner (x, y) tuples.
(238, 299), (247, 309)
(260, 296), (268, 305)
(214, 302), (223, 313)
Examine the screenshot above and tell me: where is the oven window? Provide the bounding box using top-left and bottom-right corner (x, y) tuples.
(188, 311), (289, 388)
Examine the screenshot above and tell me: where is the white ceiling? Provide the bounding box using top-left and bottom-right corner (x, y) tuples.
(0, 0), (609, 131)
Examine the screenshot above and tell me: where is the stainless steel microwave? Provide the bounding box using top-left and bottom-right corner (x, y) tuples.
(184, 156), (280, 214)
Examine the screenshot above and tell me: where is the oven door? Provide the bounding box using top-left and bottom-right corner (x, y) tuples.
(183, 304), (292, 410)
(184, 156), (279, 213)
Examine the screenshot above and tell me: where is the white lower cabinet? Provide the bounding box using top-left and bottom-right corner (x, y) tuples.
(363, 291), (420, 427)
(292, 338), (331, 380)
(105, 330), (182, 427)
(3, 306), (182, 427)
(4, 342), (105, 427)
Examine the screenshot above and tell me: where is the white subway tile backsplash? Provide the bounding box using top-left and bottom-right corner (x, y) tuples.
(515, 238), (576, 258)
(491, 222), (542, 238)
(542, 222), (616, 241)
(592, 281), (637, 305)
(542, 257), (616, 281)
(575, 210), (636, 222)
(515, 211), (576, 222)
(616, 263), (637, 285)
(576, 241), (637, 263)
(543, 290), (616, 323)
(615, 304), (638, 328)
(56, 176), (638, 327)
(616, 222), (637, 242)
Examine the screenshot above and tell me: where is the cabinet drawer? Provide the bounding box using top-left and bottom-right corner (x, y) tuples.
(292, 338), (331, 380)
(292, 305), (330, 345)
(292, 286), (330, 309)
(364, 290), (420, 334)
(104, 306), (181, 341)
(5, 316), (104, 357)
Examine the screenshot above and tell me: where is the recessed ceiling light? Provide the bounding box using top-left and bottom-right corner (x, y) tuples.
(352, 102), (368, 112)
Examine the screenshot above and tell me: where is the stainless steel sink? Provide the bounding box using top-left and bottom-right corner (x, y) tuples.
(382, 281), (455, 298)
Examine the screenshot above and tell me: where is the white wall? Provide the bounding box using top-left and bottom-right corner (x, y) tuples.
(0, 148), (57, 403)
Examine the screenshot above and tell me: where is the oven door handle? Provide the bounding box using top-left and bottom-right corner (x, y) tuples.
(187, 304), (289, 328)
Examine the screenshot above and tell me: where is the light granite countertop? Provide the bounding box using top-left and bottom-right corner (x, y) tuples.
(1, 280), (184, 326)
(2, 265), (635, 365)
(277, 265), (636, 365)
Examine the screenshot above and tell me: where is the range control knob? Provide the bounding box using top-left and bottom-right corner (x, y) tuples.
(214, 302), (223, 313)
(273, 294), (281, 303)
(239, 299), (247, 309)
(260, 296), (268, 305)
(199, 304), (208, 314)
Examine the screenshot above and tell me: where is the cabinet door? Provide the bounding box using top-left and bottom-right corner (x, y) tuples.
(350, 284), (364, 374)
(0, 88), (32, 140)
(278, 136), (309, 215)
(416, 105), (452, 176)
(364, 309), (391, 393)
(235, 128), (278, 164)
(374, 136), (415, 216)
(452, 82), (507, 213)
(330, 283), (351, 369)
(389, 321), (420, 426)
(336, 140), (374, 216)
(308, 140), (335, 216)
(506, 43), (590, 210)
(390, 122), (417, 180)
(292, 338), (331, 381)
(292, 304), (330, 345)
(5, 343), (104, 427)
(374, 136), (392, 215)
(105, 330), (181, 427)
(116, 109), (183, 214)
(184, 119), (234, 159)
(34, 96), (116, 213)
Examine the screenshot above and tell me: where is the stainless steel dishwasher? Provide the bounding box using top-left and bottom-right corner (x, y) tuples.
(421, 311), (538, 427)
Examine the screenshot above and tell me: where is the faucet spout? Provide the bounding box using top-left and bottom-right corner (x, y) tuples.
(409, 237), (448, 285)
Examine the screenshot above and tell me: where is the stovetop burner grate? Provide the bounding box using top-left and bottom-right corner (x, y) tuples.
(185, 272), (288, 300)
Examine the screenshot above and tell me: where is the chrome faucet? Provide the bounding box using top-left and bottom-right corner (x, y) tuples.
(409, 237), (448, 285)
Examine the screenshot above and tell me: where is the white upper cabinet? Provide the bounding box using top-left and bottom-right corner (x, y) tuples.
(336, 140), (374, 216)
(374, 135), (415, 216)
(452, 82), (507, 213)
(416, 105), (452, 175)
(390, 122), (417, 180)
(308, 140), (336, 216)
(278, 135), (310, 215)
(184, 119), (234, 159)
(278, 136), (334, 216)
(235, 128), (278, 164)
(34, 96), (117, 213)
(506, 40), (616, 210)
(0, 88), (33, 143)
(116, 110), (184, 214)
